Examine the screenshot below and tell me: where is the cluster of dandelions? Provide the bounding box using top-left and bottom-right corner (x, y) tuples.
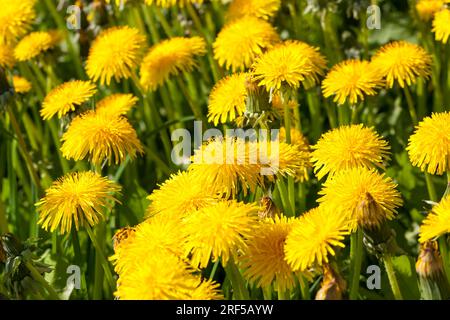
(2, 0), (450, 301)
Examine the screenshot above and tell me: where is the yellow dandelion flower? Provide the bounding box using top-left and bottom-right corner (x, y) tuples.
(226, 0), (281, 21)
(279, 127), (309, 148)
(40, 80), (97, 120)
(240, 216), (300, 292)
(112, 213), (188, 275)
(61, 110), (144, 165)
(146, 170), (220, 217)
(14, 30), (60, 62)
(35, 171), (121, 234)
(115, 253), (221, 300)
(12, 76), (31, 94)
(0, 0), (36, 43)
(86, 26), (146, 85)
(407, 112), (450, 175)
(207, 73), (249, 125)
(311, 124), (390, 180)
(284, 207), (351, 272)
(318, 168), (403, 230)
(322, 60), (384, 105)
(213, 17), (279, 72)
(189, 138), (262, 197)
(432, 9), (450, 44)
(371, 41), (432, 88)
(0, 44), (15, 68)
(96, 93), (138, 117)
(420, 196), (450, 243)
(184, 200), (259, 268)
(278, 128), (312, 181)
(271, 93), (297, 119)
(253, 40), (327, 91)
(140, 36), (206, 91)
(259, 141), (312, 182)
(416, 0), (445, 21)
(143, 0), (204, 7)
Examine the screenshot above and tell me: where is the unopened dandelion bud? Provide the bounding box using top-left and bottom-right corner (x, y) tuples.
(416, 241), (444, 279)
(258, 196), (280, 220)
(315, 264), (347, 300)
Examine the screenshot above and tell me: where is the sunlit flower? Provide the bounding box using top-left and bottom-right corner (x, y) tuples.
(407, 111), (450, 175)
(86, 26), (146, 85)
(143, 0), (205, 7)
(36, 171), (121, 234)
(0, 44), (15, 68)
(112, 213), (188, 275)
(146, 170), (220, 217)
(432, 8), (450, 44)
(226, 0), (281, 21)
(96, 93), (138, 117)
(207, 73), (249, 125)
(0, 0), (36, 43)
(322, 60), (384, 105)
(240, 216), (300, 292)
(253, 40), (327, 91)
(61, 110), (144, 165)
(311, 125), (390, 180)
(140, 36), (206, 91)
(415, 0), (445, 21)
(40, 80), (97, 120)
(371, 41), (432, 88)
(318, 167), (403, 230)
(420, 196), (450, 242)
(189, 138), (262, 198)
(260, 141), (312, 182)
(12, 76), (31, 94)
(184, 200), (258, 268)
(279, 128), (312, 181)
(14, 30), (60, 62)
(115, 253), (221, 300)
(284, 207), (351, 271)
(213, 17), (279, 72)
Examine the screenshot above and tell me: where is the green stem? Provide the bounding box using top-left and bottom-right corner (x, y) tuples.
(425, 173), (438, 202)
(383, 254), (403, 300)
(43, 0), (84, 78)
(439, 237), (450, 285)
(209, 260), (220, 281)
(0, 198), (9, 233)
(24, 261), (59, 300)
(153, 7), (174, 37)
(6, 104), (42, 193)
(85, 224), (115, 295)
(175, 77), (205, 122)
(224, 259), (249, 300)
(349, 228), (363, 300)
(403, 86), (418, 125)
(298, 274), (310, 300)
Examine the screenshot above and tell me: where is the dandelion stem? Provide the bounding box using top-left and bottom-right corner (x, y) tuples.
(24, 261), (59, 300)
(209, 260), (220, 281)
(383, 254), (403, 300)
(349, 228), (363, 300)
(224, 259), (249, 300)
(175, 77), (205, 122)
(153, 7), (174, 38)
(85, 224), (115, 296)
(298, 274), (310, 300)
(403, 86), (418, 125)
(0, 198), (9, 234)
(43, 0), (85, 79)
(424, 173), (438, 202)
(6, 103), (42, 193)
